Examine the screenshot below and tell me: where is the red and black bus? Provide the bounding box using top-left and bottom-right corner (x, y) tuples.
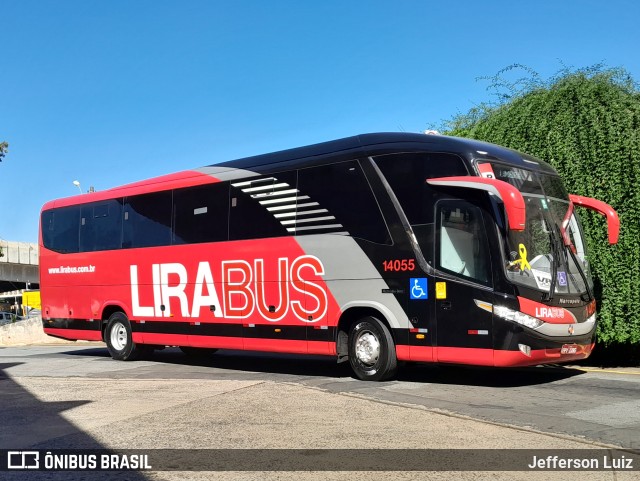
(40, 133), (619, 380)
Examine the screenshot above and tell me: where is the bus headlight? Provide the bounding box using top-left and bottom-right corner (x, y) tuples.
(494, 305), (544, 329)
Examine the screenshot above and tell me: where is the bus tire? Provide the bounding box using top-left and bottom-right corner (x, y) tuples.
(180, 346), (218, 358)
(105, 312), (145, 361)
(348, 316), (398, 381)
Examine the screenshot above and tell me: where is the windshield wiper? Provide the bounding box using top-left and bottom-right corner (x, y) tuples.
(544, 216), (594, 302)
(559, 202), (594, 302)
(566, 245), (594, 302)
(543, 220), (561, 302)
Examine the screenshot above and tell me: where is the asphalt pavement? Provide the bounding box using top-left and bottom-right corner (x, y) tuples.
(1, 343), (639, 480)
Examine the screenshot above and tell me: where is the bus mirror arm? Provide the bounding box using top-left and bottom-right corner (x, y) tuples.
(426, 176), (526, 231)
(569, 194), (620, 244)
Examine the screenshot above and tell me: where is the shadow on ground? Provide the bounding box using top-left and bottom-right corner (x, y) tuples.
(0, 362), (153, 481)
(575, 342), (640, 367)
(61, 346), (585, 388)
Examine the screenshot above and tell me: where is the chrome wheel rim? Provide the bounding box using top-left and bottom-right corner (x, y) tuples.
(355, 331), (380, 366)
(110, 321), (127, 351)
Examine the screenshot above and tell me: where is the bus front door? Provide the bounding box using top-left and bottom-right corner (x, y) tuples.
(433, 200), (495, 365)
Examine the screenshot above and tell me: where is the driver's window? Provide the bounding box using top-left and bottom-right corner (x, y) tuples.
(436, 201), (491, 286)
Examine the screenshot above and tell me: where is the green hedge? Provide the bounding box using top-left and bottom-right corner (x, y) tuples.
(444, 67), (640, 345)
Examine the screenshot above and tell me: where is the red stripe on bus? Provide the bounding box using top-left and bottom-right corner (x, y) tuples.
(400, 345), (588, 365)
(133, 333), (332, 355)
(307, 341), (334, 356)
(493, 344), (592, 367)
(401, 345), (434, 363)
(430, 345), (593, 367)
(436, 347), (494, 365)
(179, 334), (244, 350)
(396, 345), (410, 361)
(44, 328), (102, 342)
(243, 338), (308, 354)
(142, 333), (189, 346)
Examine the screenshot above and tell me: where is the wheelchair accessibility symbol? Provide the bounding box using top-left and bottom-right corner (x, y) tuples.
(410, 278), (428, 300)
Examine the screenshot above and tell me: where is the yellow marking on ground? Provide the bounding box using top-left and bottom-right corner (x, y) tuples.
(572, 367), (640, 376)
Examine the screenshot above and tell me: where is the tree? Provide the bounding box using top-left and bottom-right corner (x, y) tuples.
(444, 65), (640, 347)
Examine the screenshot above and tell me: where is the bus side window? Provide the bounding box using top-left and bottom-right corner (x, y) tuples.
(436, 202), (491, 286)
(374, 152), (468, 225)
(173, 183), (229, 244)
(41, 206), (81, 254)
(296, 160), (391, 244)
(122, 191), (173, 249)
(80, 200), (123, 252)
(41, 210), (55, 250)
(229, 171), (297, 241)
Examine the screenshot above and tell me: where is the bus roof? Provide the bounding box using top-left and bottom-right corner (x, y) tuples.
(42, 133), (556, 211)
(212, 132), (555, 173)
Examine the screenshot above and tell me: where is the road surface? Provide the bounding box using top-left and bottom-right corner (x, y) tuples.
(1, 343), (639, 480)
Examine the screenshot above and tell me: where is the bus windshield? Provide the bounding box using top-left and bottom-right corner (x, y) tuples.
(483, 163), (593, 295)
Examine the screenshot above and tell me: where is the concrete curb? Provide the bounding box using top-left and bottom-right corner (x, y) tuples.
(0, 316), (76, 346)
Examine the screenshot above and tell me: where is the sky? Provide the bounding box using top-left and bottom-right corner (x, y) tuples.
(2, 0), (640, 243)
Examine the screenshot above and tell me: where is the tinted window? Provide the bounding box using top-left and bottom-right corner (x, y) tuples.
(297, 160), (390, 244)
(123, 191), (172, 248)
(174, 183), (229, 244)
(484, 163), (562, 198)
(374, 152), (468, 225)
(229, 172), (297, 240)
(436, 201), (491, 286)
(41, 211), (54, 249)
(41, 206), (80, 254)
(537, 173), (569, 201)
(80, 200), (123, 252)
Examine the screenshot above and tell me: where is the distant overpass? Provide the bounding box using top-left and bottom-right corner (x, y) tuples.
(0, 240), (39, 294)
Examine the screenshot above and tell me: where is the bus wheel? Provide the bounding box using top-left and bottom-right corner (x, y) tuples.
(348, 316), (397, 381)
(179, 346), (218, 358)
(105, 312), (145, 361)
